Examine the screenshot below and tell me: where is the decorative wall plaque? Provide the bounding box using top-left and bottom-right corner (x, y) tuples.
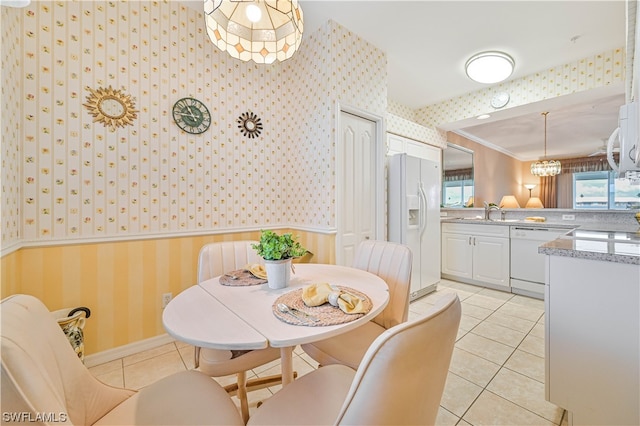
(237, 111), (263, 139)
(83, 86), (138, 131)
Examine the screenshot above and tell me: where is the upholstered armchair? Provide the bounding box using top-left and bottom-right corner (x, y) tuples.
(302, 239), (413, 369)
(248, 293), (461, 425)
(1, 294), (243, 426)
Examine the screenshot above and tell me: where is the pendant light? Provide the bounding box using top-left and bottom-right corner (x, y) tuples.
(531, 112), (561, 177)
(204, 0), (304, 64)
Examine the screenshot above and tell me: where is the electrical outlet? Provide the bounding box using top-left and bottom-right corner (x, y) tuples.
(162, 292), (172, 309)
(562, 214), (575, 221)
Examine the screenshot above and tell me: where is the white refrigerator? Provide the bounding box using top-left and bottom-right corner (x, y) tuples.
(388, 153), (441, 300)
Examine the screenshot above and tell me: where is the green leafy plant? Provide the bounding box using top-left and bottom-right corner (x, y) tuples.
(252, 230), (307, 261)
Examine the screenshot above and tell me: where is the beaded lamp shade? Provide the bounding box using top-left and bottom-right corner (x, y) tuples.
(531, 112), (561, 177)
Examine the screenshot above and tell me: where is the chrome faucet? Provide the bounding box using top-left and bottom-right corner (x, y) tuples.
(483, 201), (501, 220)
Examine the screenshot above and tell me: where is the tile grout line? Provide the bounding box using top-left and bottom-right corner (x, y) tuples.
(452, 331), (556, 425)
(437, 283), (553, 425)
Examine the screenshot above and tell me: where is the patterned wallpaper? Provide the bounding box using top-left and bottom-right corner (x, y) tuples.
(387, 99), (415, 121)
(282, 20), (388, 227)
(386, 99), (448, 149)
(1, 2), (390, 246)
(278, 20), (335, 228)
(386, 113), (446, 149)
(1, 6), (22, 248)
(417, 48), (625, 127)
(15, 1), (298, 241)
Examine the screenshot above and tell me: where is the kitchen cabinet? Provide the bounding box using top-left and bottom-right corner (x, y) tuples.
(387, 133), (440, 162)
(545, 254), (639, 425)
(441, 223), (510, 290)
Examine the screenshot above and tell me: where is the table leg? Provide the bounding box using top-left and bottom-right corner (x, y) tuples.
(280, 346), (294, 386)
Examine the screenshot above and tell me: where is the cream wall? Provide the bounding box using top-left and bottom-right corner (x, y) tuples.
(8, 2), (291, 243)
(418, 48), (625, 127)
(1, 5), (21, 250)
(1, 3), (390, 243)
(281, 19), (389, 227)
(447, 132), (527, 207)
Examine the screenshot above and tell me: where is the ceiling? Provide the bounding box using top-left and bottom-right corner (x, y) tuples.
(185, 1), (628, 161)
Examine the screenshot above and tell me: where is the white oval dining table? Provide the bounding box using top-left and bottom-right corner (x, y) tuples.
(162, 263), (389, 386)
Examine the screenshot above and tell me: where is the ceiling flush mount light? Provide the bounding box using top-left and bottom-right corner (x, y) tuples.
(531, 112), (561, 177)
(465, 51), (515, 84)
(204, 0), (304, 64)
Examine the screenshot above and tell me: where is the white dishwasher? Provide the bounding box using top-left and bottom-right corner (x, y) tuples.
(510, 226), (573, 299)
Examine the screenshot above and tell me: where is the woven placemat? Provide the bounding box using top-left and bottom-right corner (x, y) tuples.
(219, 269), (267, 286)
(272, 286), (372, 327)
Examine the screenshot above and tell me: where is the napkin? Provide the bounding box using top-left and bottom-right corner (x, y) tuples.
(302, 283), (367, 314)
(525, 216), (546, 222)
(246, 264), (267, 279)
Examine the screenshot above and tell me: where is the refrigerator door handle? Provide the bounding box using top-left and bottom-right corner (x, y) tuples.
(418, 182), (428, 238)
(417, 181), (423, 231)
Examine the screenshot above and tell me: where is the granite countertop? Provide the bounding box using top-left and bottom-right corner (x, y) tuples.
(539, 229), (640, 265)
(440, 217), (578, 230)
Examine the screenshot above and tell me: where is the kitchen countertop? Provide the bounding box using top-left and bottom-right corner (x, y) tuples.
(539, 228), (640, 265)
(441, 217), (577, 230)
(441, 216), (640, 265)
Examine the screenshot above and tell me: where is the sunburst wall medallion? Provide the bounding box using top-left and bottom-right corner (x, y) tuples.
(237, 111), (263, 139)
(83, 86), (138, 131)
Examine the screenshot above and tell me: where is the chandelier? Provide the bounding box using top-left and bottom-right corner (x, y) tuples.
(531, 112), (561, 177)
(204, 0), (304, 64)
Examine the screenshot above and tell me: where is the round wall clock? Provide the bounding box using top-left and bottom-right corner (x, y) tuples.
(172, 98), (211, 134)
(490, 92), (510, 109)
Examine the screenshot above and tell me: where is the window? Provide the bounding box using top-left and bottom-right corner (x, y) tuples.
(443, 180), (474, 207)
(573, 171), (640, 209)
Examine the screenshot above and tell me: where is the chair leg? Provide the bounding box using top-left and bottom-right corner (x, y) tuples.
(245, 371), (297, 391)
(194, 346), (200, 369)
(223, 371), (298, 395)
(236, 371), (249, 424)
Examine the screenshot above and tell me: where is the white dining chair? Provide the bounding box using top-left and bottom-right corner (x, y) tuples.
(248, 293), (461, 425)
(1, 294), (243, 426)
(301, 239), (413, 369)
(194, 240), (282, 423)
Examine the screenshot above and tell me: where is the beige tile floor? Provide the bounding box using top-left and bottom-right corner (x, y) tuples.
(88, 278), (568, 425)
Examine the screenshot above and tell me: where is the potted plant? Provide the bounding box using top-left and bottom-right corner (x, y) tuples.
(252, 230), (307, 289)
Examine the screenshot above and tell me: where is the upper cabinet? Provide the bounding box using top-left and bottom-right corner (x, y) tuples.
(387, 133), (441, 163)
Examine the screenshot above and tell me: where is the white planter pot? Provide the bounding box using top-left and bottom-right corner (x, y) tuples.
(265, 258), (292, 289)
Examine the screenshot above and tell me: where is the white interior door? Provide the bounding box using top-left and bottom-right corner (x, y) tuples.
(337, 111), (378, 266)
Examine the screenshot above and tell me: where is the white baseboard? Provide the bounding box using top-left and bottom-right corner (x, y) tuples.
(84, 334), (176, 368)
